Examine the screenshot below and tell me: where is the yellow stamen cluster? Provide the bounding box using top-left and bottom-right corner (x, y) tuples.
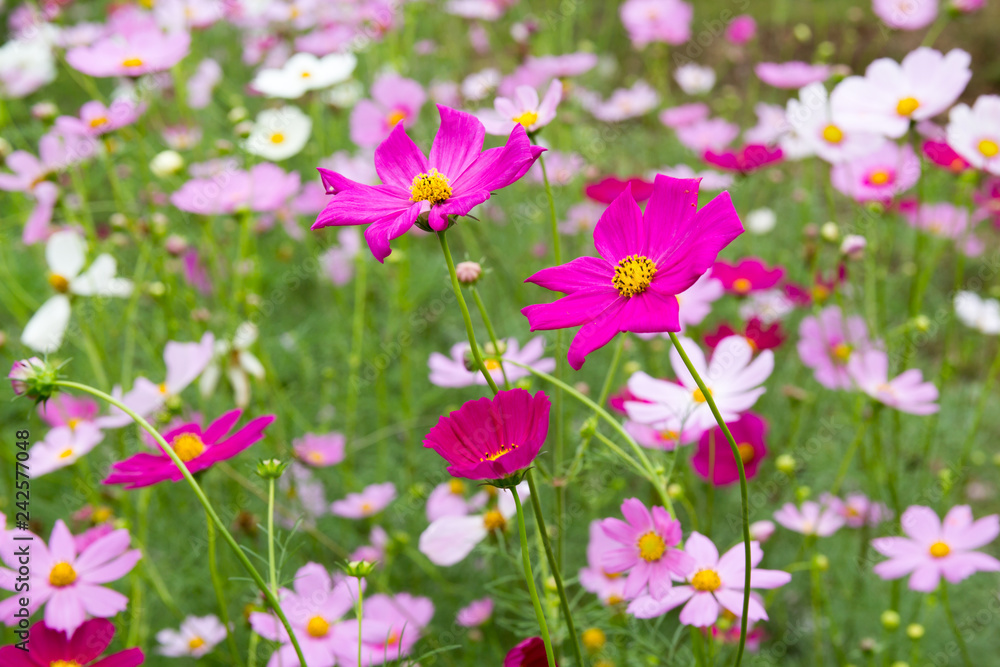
(732, 277), (752, 293)
(409, 169), (453, 205)
(691, 569), (722, 592)
(449, 479), (466, 495)
(868, 170), (891, 186)
(59, 449), (74, 460)
(832, 343), (852, 363)
(49, 562), (77, 587)
(979, 139), (1000, 158)
(483, 509), (506, 531)
(386, 109), (407, 126)
(48, 273), (70, 293)
(51, 662), (82, 667)
(612, 254), (657, 297)
(89, 116), (109, 129)
(822, 124), (844, 144)
(306, 616), (331, 638)
(929, 541), (950, 558)
(188, 636), (206, 650)
(121, 57), (144, 68)
(896, 97), (920, 116)
(692, 387), (712, 403)
(637, 531), (666, 562)
(512, 110), (539, 128)
(482, 443), (517, 462)
(172, 433), (206, 462)
(737, 443), (756, 464)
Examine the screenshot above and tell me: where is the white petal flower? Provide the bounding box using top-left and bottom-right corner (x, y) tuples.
(244, 106), (312, 161)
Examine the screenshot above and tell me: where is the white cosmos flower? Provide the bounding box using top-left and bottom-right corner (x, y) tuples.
(954, 291), (1000, 335)
(200, 322), (266, 407)
(947, 94), (1000, 175)
(21, 231), (133, 353)
(244, 106), (312, 161)
(419, 483), (528, 566)
(674, 64), (716, 95)
(251, 52), (357, 99)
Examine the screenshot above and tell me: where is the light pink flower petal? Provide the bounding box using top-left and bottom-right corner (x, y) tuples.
(678, 591), (720, 627)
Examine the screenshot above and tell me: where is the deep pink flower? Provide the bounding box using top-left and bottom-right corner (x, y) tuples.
(0, 619), (144, 667)
(703, 144), (783, 173)
(523, 175), (743, 369)
(423, 389), (550, 481)
(171, 163), (300, 215)
(66, 30), (190, 77)
(349, 73), (426, 148)
(691, 412), (768, 486)
(755, 61), (832, 89)
(923, 140), (971, 173)
(103, 410), (275, 489)
(628, 532), (790, 625)
(599, 498), (693, 600)
(872, 505), (999, 591)
(725, 15), (757, 44)
(314, 105), (543, 262)
(504, 637), (554, 667)
(584, 176), (655, 204)
(712, 258), (785, 295)
(705, 318), (785, 352)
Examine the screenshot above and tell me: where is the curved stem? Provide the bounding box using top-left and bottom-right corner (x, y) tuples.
(54, 380), (309, 667)
(512, 486), (556, 667)
(470, 286), (511, 390)
(207, 508), (244, 667)
(666, 332), (751, 667)
(438, 231), (500, 394)
(940, 582), (973, 667)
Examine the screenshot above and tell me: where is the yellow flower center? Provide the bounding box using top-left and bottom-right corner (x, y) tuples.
(93, 506), (113, 523)
(67, 418), (81, 430)
(832, 343), (852, 363)
(59, 448), (74, 459)
(483, 358), (502, 371)
(51, 662), (82, 667)
(49, 562), (77, 587)
(612, 254), (657, 297)
(483, 509), (506, 531)
(691, 569), (722, 592)
(300, 70), (312, 78)
(269, 132), (286, 144)
(188, 636), (206, 650)
(306, 616), (330, 638)
(732, 277), (752, 293)
(821, 124), (844, 144)
(659, 430), (679, 442)
(48, 273), (70, 293)
(979, 139), (1000, 158)
(360, 501), (373, 514)
(171, 433), (206, 462)
(121, 57), (144, 68)
(692, 387), (712, 403)
(449, 479), (466, 495)
(512, 110), (539, 128)
(482, 443), (517, 462)
(602, 568), (623, 580)
(409, 169), (453, 205)
(386, 109), (407, 126)
(637, 531), (666, 562)
(868, 170), (891, 185)
(812, 284), (831, 303)
(307, 451), (324, 464)
(929, 541), (950, 558)
(896, 97), (920, 116)
(737, 443), (756, 463)
(606, 594), (624, 605)
(89, 116), (109, 129)
(158, 382), (169, 394)
(581, 627), (607, 652)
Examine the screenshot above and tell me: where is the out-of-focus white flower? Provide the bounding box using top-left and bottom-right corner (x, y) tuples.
(200, 322), (266, 407)
(251, 52), (357, 99)
(244, 106), (312, 161)
(156, 615), (229, 658)
(954, 291), (1000, 335)
(947, 95), (1000, 175)
(0, 36), (56, 98)
(323, 79), (363, 109)
(150, 150), (184, 178)
(745, 208), (777, 234)
(461, 68), (501, 101)
(674, 64), (716, 95)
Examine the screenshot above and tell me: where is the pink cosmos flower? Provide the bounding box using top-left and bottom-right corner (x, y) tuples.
(499, 53), (597, 97)
(522, 175), (743, 370)
(703, 144), (783, 173)
(104, 410), (275, 489)
(831, 48), (971, 139)
(599, 498), (693, 600)
(712, 258), (784, 295)
(626, 336), (773, 437)
(249, 563), (362, 667)
(428, 337), (555, 388)
(744, 103), (788, 146)
(947, 95), (1000, 176)
(821, 493), (892, 528)
(558, 201), (606, 234)
(620, 0), (693, 47)
(584, 176), (654, 204)
(66, 29), (190, 77)
(527, 150), (586, 185)
(750, 521), (776, 543)
(423, 389), (550, 481)
(587, 81), (660, 122)
(872, 505), (1000, 591)
(349, 73), (427, 148)
(785, 82), (887, 164)
(705, 318), (785, 352)
(830, 142), (920, 202)
(419, 483), (527, 566)
(0, 520), (141, 634)
(342, 592), (433, 664)
(156, 615), (228, 658)
(847, 349), (939, 415)
(55, 99), (145, 138)
(901, 201), (983, 256)
(628, 532), (791, 625)
(725, 15), (757, 44)
(659, 103), (710, 129)
(314, 105), (542, 262)
(187, 58), (222, 109)
(279, 464), (329, 526)
(321, 229), (363, 286)
(755, 61), (832, 89)
(426, 480), (488, 522)
(797, 305), (876, 390)
(773, 501), (845, 537)
(351, 525), (389, 565)
(579, 520), (628, 605)
(456, 598), (494, 627)
(676, 118), (740, 153)
(330, 482), (397, 519)
(873, 0), (939, 30)
(504, 637), (552, 667)
(293, 432), (346, 467)
(27, 422), (105, 477)
(0, 619), (144, 667)
(0, 132), (74, 244)
(477, 80), (562, 136)
(691, 412), (768, 486)
(171, 163), (300, 215)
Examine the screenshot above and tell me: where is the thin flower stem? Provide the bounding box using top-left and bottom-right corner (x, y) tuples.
(954, 342), (1000, 484)
(207, 508), (244, 667)
(526, 469), (584, 667)
(830, 413), (869, 496)
(940, 582), (973, 667)
(53, 380), (309, 667)
(437, 231), (500, 394)
(666, 332), (751, 667)
(346, 251), (368, 441)
(565, 336), (626, 481)
(470, 285), (511, 390)
(267, 478), (278, 595)
(356, 578), (365, 667)
(512, 486), (557, 667)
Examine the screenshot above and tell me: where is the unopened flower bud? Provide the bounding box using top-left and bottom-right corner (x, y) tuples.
(776, 454), (796, 475)
(9, 357), (59, 401)
(150, 150), (184, 178)
(32, 101), (59, 121)
(455, 261), (482, 285)
(840, 234), (866, 259)
(881, 609), (900, 630)
(164, 235), (189, 256)
(256, 458), (289, 479)
(906, 623), (924, 639)
(793, 23), (812, 41)
(343, 560), (378, 578)
(812, 553), (829, 571)
(228, 106), (248, 123)
(913, 315), (931, 332)
(859, 638), (876, 653)
(796, 485), (811, 502)
(820, 222), (839, 242)
(667, 483), (683, 499)
(622, 360), (642, 376)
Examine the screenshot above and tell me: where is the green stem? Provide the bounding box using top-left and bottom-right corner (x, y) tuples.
(437, 231), (500, 394)
(526, 469), (584, 667)
(53, 380), (308, 667)
(940, 582), (973, 667)
(207, 508), (244, 667)
(954, 343), (1000, 482)
(267, 478), (278, 594)
(666, 332), (751, 667)
(512, 486), (557, 667)
(356, 577), (365, 667)
(345, 252), (368, 441)
(470, 286), (511, 390)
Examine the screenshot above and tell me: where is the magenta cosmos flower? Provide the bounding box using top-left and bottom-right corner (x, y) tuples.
(313, 105), (543, 262)
(0, 520), (141, 634)
(66, 30), (190, 77)
(600, 498), (693, 600)
(628, 532), (791, 625)
(703, 144), (783, 173)
(872, 505), (999, 592)
(712, 258), (784, 295)
(691, 412), (768, 486)
(0, 619), (144, 667)
(504, 637), (554, 667)
(103, 410), (275, 489)
(423, 389), (551, 481)
(523, 175), (742, 370)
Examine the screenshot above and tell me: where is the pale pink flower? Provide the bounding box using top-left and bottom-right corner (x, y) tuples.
(456, 598), (494, 627)
(321, 229), (362, 286)
(187, 58), (222, 109)
(27, 422), (105, 477)
(620, 0), (693, 47)
(331, 482), (396, 519)
(588, 81), (659, 122)
(349, 73), (426, 148)
(55, 99), (145, 137)
(428, 336), (555, 388)
(558, 201), (606, 235)
(171, 163), (300, 215)
(749, 520), (776, 543)
(528, 150), (586, 185)
(293, 432), (346, 467)
(579, 520), (629, 605)
(676, 118), (740, 153)
(822, 493), (892, 528)
(830, 142), (920, 202)
(797, 305), (877, 390)
(744, 103), (788, 146)
(947, 95), (1000, 175)
(499, 53), (597, 97)
(351, 526), (389, 564)
(847, 349), (939, 415)
(477, 80), (562, 136)
(65, 29), (191, 77)
(755, 61), (831, 89)
(873, 0), (939, 30)
(425, 480), (488, 522)
(659, 103), (710, 129)
(902, 201), (983, 256)
(157, 615), (229, 658)
(773, 501), (845, 537)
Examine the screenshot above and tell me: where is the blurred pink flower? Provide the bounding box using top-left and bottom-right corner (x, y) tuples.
(821, 493), (892, 528)
(901, 201), (983, 256)
(755, 61), (831, 89)
(579, 520), (628, 605)
(797, 305), (877, 390)
(620, 0), (693, 47)
(830, 142), (920, 202)
(873, 0), (938, 30)
(659, 103), (710, 129)
(774, 501), (845, 537)
(847, 349), (939, 414)
(456, 598), (494, 627)
(419, 483), (527, 566)
(187, 58), (222, 109)
(331, 482), (397, 519)
(428, 336), (555, 388)
(586, 81), (659, 122)
(55, 99), (145, 137)
(66, 29), (190, 77)
(171, 163), (300, 215)
(349, 73), (427, 148)
(725, 15), (757, 44)
(676, 118), (740, 152)
(293, 432), (346, 467)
